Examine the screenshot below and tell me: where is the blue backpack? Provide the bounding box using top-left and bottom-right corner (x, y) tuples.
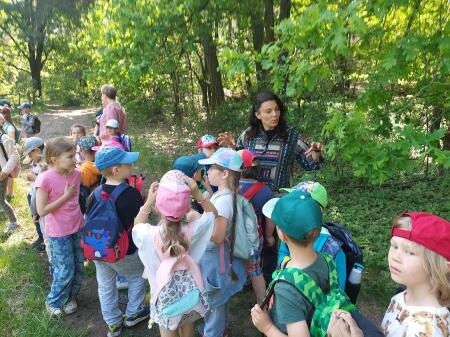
(81, 183), (129, 263)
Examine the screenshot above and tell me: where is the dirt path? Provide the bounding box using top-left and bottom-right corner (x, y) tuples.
(38, 108), (384, 337)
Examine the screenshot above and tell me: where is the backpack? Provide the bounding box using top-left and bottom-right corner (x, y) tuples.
(322, 222), (364, 303)
(233, 194), (260, 259)
(2, 123), (20, 143)
(0, 133), (20, 178)
(150, 222), (209, 330)
(261, 253), (357, 337)
(241, 181), (266, 237)
(126, 174), (145, 200)
(119, 133), (132, 152)
(81, 183), (130, 262)
(30, 115), (41, 134)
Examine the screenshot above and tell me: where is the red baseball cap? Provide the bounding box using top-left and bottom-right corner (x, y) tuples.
(391, 212), (450, 260)
(237, 149), (257, 168)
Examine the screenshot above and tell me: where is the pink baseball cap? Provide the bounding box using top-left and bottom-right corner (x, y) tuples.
(156, 170), (191, 222)
(197, 134), (219, 148)
(391, 212), (450, 260)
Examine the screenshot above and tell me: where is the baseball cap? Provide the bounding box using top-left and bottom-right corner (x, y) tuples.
(391, 212), (450, 260)
(197, 134), (218, 148)
(156, 170), (191, 222)
(237, 149), (257, 168)
(95, 146), (139, 171)
(263, 190), (322, 240)
(23, 137), (44, 156)
(279, 181), (328, 208)
(173, 153), (206, 178)
(105, 119), (119, 128)
(198, 147), (243, 172)
(18, 102), (32, 109)
(78, 136), (98, 152)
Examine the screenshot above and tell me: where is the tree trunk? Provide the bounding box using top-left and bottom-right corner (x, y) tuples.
(279, 0), (291, 21)
(264, 0), (275, 44)
(200, 30), (225, 110)
(251, 6), (265, 87)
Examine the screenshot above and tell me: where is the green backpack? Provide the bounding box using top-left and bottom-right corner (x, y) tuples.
(262, 253), (357, 337)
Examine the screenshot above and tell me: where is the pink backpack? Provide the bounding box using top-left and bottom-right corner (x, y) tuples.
(149, 222), (209, 331)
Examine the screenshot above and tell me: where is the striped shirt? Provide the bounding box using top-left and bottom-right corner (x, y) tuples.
(236, 127), (323, 192)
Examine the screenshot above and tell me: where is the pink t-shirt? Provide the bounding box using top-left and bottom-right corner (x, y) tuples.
(35, 168), (84, 237)
(99, 101), (128, 136)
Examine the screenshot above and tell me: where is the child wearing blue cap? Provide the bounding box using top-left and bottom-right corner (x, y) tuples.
(86, 146), (149, 336)
(18, 102), (34, 138)
(23, 137), (47, 250)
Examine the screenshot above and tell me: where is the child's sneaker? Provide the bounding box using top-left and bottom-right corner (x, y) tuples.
(116, 275), (128, 290)
(45, 302), (63, 317)
(107, 321), (123, 337)
(62, 299), (77, 314)
(123, 306), (150, 327)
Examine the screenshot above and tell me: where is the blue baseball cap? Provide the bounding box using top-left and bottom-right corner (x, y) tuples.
(173, 152), (206, 178)
(18, 102), (32, 109)
(95, 146), (139, 171)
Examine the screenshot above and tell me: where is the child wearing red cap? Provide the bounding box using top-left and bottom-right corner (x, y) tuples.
(382, 212), (450, 337)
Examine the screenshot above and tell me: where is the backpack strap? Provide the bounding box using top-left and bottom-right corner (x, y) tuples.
(110, 182), (129, 201)
(0, 134), (9, 162)
(261, 253), (338, 309)
(242, 181), (266, 201)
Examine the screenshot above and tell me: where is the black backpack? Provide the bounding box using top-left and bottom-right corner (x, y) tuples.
(322, 222), (364, 303)
(29, 115), (41, 134)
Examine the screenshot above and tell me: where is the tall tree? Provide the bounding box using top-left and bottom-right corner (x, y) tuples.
(0, 0), (91, 99)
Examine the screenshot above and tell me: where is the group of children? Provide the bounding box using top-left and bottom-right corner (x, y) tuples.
(0, 105), (449, 337)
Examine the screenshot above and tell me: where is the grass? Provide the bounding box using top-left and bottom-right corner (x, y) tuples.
(0, 178), (87, 337)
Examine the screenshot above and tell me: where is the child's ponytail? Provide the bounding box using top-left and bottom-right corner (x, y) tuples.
(162, 220), (189, 257)
(228, 170), (241, 282)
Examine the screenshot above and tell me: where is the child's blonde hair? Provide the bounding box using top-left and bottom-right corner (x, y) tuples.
(394, 216), (450, 306)
(45, 137), (75, 165)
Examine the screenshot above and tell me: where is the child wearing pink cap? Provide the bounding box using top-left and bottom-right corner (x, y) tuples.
(381, 212), (450, 337)
(133, 170), (218, 337)
(197, 134), (219, 158)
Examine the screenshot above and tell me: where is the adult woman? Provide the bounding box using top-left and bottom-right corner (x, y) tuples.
(218, 91), (324, 283)
(218, 91), (324, 192)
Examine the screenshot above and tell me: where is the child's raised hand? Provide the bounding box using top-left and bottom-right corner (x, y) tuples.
(146, 181), (159, 205)
(251, 304), (274, 334)
(183, 175), (199, 194)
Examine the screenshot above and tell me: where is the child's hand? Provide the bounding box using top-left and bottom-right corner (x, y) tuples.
(183, 176), (200, 194)
(146, 181), (159, 206)
(25, 171), (35, 181)
(63, 183), (77, 199)
(251, 304), (274, 334)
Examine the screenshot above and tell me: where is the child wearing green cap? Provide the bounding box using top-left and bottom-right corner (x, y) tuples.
(252, 191), (330, 336)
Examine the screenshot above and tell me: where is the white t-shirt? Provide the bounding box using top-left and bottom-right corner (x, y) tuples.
(132, 212), (215, 291)
(381, 291), (450, 337)
(210, 189), (234, 238)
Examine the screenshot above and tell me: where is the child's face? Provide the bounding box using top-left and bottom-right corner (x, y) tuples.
(388, 236), (428, 288)
(29, 148), (43, 162)
(71, 127), (85, 142)
(207, 165), (228, 187)
(106, 127), (119, 136)
(21, 108), (31, 115)
(54, 150), (76, 173)
(202, 145), (218, 158)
